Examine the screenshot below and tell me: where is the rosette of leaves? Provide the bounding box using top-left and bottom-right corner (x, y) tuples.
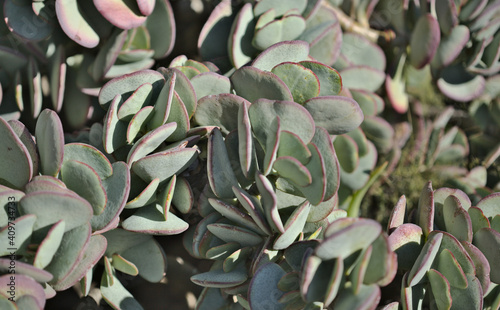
(257, 213), (397, 310)
(198, 0), (343, 72)
(0, 0), (175, 129)
(97, 67), (201, 237)
(178, 41), (370, 308)
(0, 109), (164, 309)
(370, 0), (500, 111)
(386, 182), (500, 309)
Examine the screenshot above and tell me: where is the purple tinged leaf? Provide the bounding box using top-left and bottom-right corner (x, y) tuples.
(126, 178), (160, 209)
(436, 248), (468, 289)
(476, 192), (500, 220)
(307, 194), (337, 223)
(50, 45), (66, 112)
(229, 3), (258, 68)
(191, 264), (248, 289)
(238, 101), (256, 179)
(407, 232), (443, 287)
(172, 177), (193, 214)
(231, 66), (293, 103)
(249, 98), (315, 146)
(333, 135), (359, 173)
(443, 196), (473, 242)
(263, 117), (280, 176)
(145, 0), (175, 58)
(33, 220), (65, 269)
(271, 62), (319, 104)
(417, 181), (434, 237)
(159, 67), (197, 118)
(20, 191), (93, 232)
(274, 201), (311, 250)
(207, 223), (263, 246)
(0, 259), (52, 283)
(409, 14), (441, 69)
(299, 60), (342, 96)
(461, 241), (491, 292)
(449, 274), (484, 310)
(99, 69), (165, 109)
(0, 118), (32, 189)
(52, 235), (107, 291)
(195, 94), (250, 134)
(305, 96), (364, 135)
(92, 162), (131, 233)
(255, 171), (285, 233)
(197, 0), (235, 64)
(388, 223), (423, 271)
(253, 15), (307, 51)
(190, 72), (231, 99)
(315, 219), (382, 260)
(93, 0), (147, 29)
(46, 224), (92, 286)
(192, 213), (222, 258)
(127, 106), (155, 143)
(252, 40), (310, 71)
(56, 0), (100, 48)
(207, 128), (239, 198)
(274, 157), (312, 187)
(427, 269), (452, 310)
(297, 143), (326, 205)
(150, 72), (175, 129)
(61, 160), (108, 216)
(432, 25), (470, 69)
(27, 57), (42, 119)
(158, 174), (176, 220)
(132, 148), (198, 183)
(112, 253), (138, 276)
(8, 120), (40, 178)
(0, 215), (35, 256)
(473, 228), (500, 283)
(122, 203), (189, 235)
(311, 127), (339, 201)
(127, 122), (177, 165)
(352, 246), (373, 294)
(277, 130), (311, 165)
(233, 186), (272, 235)
(388, 195), (406, 232)
(208, 198), (263, 234)
(254, 0), (307, 17)
(435, 0), (459, 35)
(0, 274), (45, 309)
(63, 143), (113, 179)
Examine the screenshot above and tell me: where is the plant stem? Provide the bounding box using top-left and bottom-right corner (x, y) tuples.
(327, 3), (395, 43)
(347, 161), (388, 218)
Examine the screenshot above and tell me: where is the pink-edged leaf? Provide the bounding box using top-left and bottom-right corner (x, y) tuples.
(0, 274), (45, 309)
(255, 171), (284, 233)
(409, 14), (441, 69)
(56, 0), (100, 48)
(52, 235), (107, 291)
(407, 232), (443, 286)
(93, 0), (147, 29)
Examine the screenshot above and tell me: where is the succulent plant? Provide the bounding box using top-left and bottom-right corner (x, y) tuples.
(0, 0), (175, 129)
(387, 182), (500, 309)
(365, 0), (500, 111)
(0, 109), (173, 309)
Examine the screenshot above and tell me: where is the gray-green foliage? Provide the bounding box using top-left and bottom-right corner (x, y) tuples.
(0, 0), (175, 129)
